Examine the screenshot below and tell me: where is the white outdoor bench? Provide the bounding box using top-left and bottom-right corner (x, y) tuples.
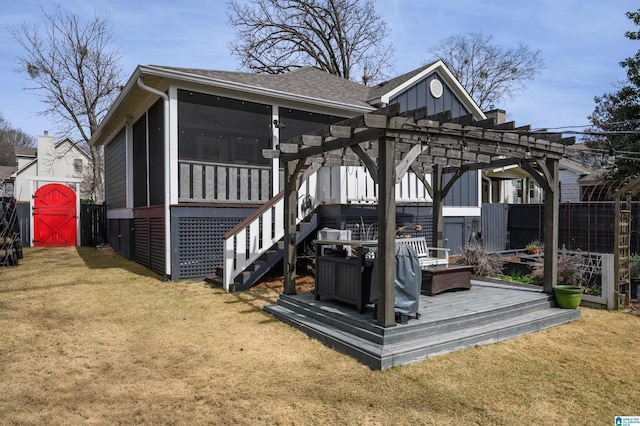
(395, 237), (450, 267)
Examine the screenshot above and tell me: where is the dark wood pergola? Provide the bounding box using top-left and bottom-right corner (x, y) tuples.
(265, 104), (575, 327)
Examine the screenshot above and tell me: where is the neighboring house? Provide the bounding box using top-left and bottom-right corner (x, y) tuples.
(0, 165), (18, 197)
(11, 134), (92, 202)
(89, 60), (490, 283)
(483, 157), (595, 204)
(10, 146), (35, 201)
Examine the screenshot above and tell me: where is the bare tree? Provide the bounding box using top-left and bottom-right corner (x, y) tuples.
(0, 124), (16, 167)
(427, 32), (545, 110)
(227, 0), (394, 85)
(0, 114), (36, 166)
(9, 5), (124, 203)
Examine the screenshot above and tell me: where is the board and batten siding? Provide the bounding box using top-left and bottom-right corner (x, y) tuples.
(104, 128), (127, 209)
(391, 71), (478, 208)
(390, 72), (470, 120)
(443, 170), (479, 207)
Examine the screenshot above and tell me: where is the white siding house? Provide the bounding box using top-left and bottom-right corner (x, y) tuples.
(12, 134), (92, 202)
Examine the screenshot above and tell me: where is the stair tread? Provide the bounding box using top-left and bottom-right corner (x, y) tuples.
(275, 290), (554, 339)
(266, 303), (579, 361)
(264, 282), (581, 369)
(388, 308), (576, 350)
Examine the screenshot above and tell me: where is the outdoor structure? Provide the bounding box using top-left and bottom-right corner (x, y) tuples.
(0, 134), (90, 247)
(612, 176), (640, 308)
(10, 134), (92, 202)
(483, 157), (595, 204)
(264, 103), (571, 325)
(89, 60), (585, 369)
(91, 60), (494, 283)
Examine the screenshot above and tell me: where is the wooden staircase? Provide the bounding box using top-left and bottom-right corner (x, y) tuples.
(210, 173), (320, 292)
(213, 213), (318, 291)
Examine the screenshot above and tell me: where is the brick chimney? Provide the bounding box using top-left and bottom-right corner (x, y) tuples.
(484, 108), (506, 125)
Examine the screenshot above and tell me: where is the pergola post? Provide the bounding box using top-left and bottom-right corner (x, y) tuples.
(283, 160), (300, 295)
(376, 136), (396, 327)
(542, 158), (559, 293)
(432, 165), (444, 248)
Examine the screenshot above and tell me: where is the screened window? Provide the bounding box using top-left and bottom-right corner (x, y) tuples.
(148, 99), (165, 206)
(178, 90), (272, 166)
(279, 108), (344, 143)
(73, 159), (83, 173)
(133, 114), (148, 208)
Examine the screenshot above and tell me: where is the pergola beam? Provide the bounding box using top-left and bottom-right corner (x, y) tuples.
(281, 128), (385, 161)
(350, 143), (379, 184)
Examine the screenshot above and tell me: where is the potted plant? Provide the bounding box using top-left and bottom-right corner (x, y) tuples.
(530, 248), (585, 309)
(553, 284), (583, 309)
(526, 241), (541, 255)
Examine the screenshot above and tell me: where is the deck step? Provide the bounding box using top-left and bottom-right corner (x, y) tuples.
(264, 281), (581, 370)
(266, 302), (579, 370)
(273, 285), (555, 345)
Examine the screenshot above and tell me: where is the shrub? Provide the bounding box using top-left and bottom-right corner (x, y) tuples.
(455, 244), (504, 277)
(630, 253), (640, 279)
(500, 270), (535, 285)
(529, 248), (587, 287)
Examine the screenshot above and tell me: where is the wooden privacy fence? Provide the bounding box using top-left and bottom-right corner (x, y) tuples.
(80, 204), (108, 247)
(16, 203), (108, 247)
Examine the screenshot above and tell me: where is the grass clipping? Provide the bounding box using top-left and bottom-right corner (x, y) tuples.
(1, 247), (639, 425)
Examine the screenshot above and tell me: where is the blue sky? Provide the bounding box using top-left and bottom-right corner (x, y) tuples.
(0, 0), (636, 140)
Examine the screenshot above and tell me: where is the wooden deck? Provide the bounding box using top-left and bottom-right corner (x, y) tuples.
(264, 280), (581, 370)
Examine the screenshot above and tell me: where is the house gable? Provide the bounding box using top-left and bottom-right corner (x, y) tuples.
(10, 135), (92, 202)
(369, 60), (485, 121)
(55, 138), (92, 161)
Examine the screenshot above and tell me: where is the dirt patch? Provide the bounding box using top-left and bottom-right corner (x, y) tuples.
(251, 274), (315, 293)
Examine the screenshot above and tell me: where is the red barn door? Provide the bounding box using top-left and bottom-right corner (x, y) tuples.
(33, 184), (77, 246)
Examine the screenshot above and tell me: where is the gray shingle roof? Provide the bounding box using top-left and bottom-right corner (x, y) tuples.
(0, 166), (17, 179)
(149, 65), (376, 109)
(92, 62), (458, 146)
(152, 63), (444, 108)
(14, 146), (36, 157)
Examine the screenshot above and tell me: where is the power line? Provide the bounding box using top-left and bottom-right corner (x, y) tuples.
(530, 119), (640, 132)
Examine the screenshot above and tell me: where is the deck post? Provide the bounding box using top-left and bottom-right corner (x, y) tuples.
(542, 158), (559, 293)
(432, 165), (444, 248)
(283, 160), (300, 295)
(376, 136), (397, 327)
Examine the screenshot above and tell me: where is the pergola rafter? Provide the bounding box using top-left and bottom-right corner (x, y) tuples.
(265, 104), (572, 327)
